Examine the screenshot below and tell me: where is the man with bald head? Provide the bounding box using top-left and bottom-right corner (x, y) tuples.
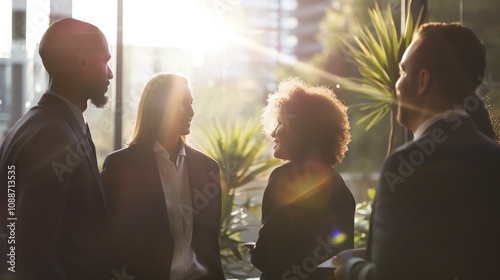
(0, 18), (113, 279)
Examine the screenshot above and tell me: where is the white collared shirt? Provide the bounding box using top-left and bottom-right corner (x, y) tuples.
(413, 108), (468, 140)
(46, 91), (87, 136)
(153, 140), (208, 280)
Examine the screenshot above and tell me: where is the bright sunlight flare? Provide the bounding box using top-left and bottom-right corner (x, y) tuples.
(73, 0), (236, 50)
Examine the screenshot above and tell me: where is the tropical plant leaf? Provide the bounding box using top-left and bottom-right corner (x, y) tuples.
(198, 116), (280, 264)
(367, 188), (376, 200)
(356, 106), (387, 126)
(340, 1), (423, 131)
(354, 189), (375, 248)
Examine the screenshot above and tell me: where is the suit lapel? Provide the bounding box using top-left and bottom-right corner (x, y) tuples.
(38, 93), (107, 210)
(185, 147), (206, 228)
(144, 148), (165, 200)
(186, 147), (200, 194)
(134, 145), (169, 224)
(185, 146), (214, 208)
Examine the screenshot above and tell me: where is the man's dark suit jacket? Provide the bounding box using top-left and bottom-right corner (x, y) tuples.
(0, 93), (109, 280)
(101, 143), (225, 280)
(349, 115), (500, 280)
(251, 157), (355, 280)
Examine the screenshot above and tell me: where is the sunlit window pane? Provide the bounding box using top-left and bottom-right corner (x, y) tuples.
(0, 1), (12, 59)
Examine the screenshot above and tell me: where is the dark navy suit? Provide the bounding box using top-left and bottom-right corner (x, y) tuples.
(0, 93), (109, 280)
(350, 116), (500, 280)
(101, 144), (225, 280)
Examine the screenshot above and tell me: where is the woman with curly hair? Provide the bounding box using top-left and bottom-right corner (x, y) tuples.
(250, 77), (355, 280)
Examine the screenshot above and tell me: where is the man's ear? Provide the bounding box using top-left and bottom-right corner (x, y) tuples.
(417, 69), (430, 96)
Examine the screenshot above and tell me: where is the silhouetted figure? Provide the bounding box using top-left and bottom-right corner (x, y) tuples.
(101, 73), (225, 280)
(0, 18), (113, 280)
(250, 78), (355, 280)
(334, 22), (500, 280)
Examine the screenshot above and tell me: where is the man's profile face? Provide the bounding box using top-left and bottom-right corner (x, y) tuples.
(39, 19), (114, 108)
(82, 33), (113, 108)
(395, 39), (422, 129)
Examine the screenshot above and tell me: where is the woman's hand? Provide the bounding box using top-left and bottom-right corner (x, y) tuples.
(333, 248), (367, 280)
(334, 248), (366, 266)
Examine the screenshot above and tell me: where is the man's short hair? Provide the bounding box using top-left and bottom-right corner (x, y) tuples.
(414, 22), (486, 103)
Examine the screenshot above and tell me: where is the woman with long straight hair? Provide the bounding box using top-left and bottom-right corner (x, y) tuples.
(102, 73), (225, 280)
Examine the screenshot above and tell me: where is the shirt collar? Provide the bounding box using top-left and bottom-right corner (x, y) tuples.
(153, 140), (187, 161)
(179, 144), (187, 157)
(413, 108), (468, 140)
(46, 91), (87, 135)
(153, 140), (164, 153)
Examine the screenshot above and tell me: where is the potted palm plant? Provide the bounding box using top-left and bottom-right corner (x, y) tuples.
(198, 117), (280, 278)
(340, 1), (424, 155)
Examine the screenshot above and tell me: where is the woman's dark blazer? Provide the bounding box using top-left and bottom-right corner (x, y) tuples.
(101, 143), (225, 280)
(251, 157), (355, 280)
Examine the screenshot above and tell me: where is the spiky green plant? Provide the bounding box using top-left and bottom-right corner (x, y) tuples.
(199, 117), (280, 278)
(354, 188), (376, 248)
(340, 1), (424, 155)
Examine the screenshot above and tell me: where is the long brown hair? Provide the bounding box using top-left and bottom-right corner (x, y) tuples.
(128, 73), (190, 147)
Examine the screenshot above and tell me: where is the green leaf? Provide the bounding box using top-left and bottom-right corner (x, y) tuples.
(356, 105), (387, 125)
(198, 116), (279, 263)
(368, 188), (376, 200)
(341, 0), (424, 132)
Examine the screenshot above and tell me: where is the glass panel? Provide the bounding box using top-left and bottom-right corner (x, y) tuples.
(0, 1), (12, 59)
(73, 0), (117, 167)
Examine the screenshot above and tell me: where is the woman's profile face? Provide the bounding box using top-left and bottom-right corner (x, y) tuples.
(271, 118), (294, 160)
(158, 84), (194, 138)
(177, 88), (194, 136)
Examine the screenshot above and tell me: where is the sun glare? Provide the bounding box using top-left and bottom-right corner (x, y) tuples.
(0, 0), (12, 58)
(73, 0), (235, 51)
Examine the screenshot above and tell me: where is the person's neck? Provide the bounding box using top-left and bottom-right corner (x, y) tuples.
(409, 112), (434, 134)
(410, 103), (455, 133)
(158, 134), (182, 162)
(48, 80), (87, 112)
(292, 149), (329, 165)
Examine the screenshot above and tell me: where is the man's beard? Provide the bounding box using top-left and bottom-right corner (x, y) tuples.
(90, 94), (109, 108)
